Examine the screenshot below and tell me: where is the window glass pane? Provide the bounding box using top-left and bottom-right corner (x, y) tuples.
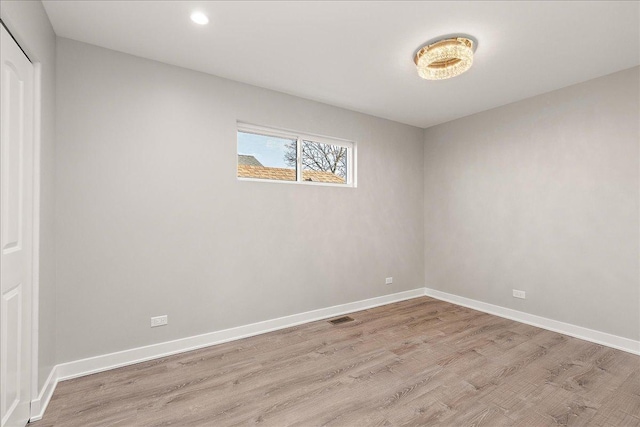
(237, 131), (297, 181)
(300, 140), (347, 184)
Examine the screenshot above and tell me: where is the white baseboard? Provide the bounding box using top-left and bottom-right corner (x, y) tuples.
(423, 287), (640, 356)
(29, 286), (640, 421)
(29, 288), (424, 420)
(56, 288), (424, 381)
(29, 365), (58, 421)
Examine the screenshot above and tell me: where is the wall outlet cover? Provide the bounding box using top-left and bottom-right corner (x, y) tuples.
(512, 290), (526, 299)
(151, 315), (168, 327)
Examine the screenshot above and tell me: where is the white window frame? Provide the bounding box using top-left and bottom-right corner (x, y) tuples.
(237, 122), (357, 188)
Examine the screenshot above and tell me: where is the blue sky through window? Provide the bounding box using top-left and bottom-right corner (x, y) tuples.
(237, 132), (294, 168)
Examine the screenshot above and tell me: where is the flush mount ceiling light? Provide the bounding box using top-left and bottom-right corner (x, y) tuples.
(190, 12), (209, 25)
(414, 37), (474, 80)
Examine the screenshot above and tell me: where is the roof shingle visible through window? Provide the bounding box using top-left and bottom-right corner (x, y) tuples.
(237, 165), (345, 184)
(237, 155), (264, 167)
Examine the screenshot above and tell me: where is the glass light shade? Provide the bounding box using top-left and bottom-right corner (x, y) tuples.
(415, 37), (474, 80)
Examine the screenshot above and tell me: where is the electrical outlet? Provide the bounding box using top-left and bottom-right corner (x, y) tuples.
(512, 290), (526, 299)
(151, 315), (168, 327)
(385, 277), (393, 285)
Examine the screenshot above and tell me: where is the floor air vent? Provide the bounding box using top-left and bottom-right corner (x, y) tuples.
(329, 316), (354, 325)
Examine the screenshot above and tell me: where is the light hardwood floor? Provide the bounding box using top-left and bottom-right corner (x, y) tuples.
(33, 297), (640, 426)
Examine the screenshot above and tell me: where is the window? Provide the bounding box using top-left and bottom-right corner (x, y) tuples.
(237, 123), (355, 186)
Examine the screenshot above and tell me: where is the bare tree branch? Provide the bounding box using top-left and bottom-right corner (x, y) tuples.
(285, 140), (347, 178)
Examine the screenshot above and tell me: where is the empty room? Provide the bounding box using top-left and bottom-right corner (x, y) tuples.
(1, 1), (639, 426)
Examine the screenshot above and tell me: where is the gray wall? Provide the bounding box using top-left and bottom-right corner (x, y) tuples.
(0, 1), (57, 391)
(55, 38), (425, 363)
(424, 67), (640, 340)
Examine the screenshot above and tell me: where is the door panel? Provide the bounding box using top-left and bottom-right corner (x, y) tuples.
(1, 24), (34, 427)
(1, 63), (24, 254)
(1, 285), (22, 418)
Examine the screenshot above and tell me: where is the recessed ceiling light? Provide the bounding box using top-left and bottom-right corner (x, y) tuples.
(190, 12), (209, 25)
(414, 37), (474, 80)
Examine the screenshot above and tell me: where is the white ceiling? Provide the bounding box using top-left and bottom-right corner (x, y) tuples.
(43, 1), (639, 128)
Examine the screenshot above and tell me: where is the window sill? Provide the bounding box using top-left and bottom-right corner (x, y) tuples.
(237, 177), (356, 188)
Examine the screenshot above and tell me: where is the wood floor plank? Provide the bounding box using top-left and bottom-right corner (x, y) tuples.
(31, 297), (640, 426)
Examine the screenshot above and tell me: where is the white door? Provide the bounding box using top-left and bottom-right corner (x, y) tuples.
(0, 25), (34, 427)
